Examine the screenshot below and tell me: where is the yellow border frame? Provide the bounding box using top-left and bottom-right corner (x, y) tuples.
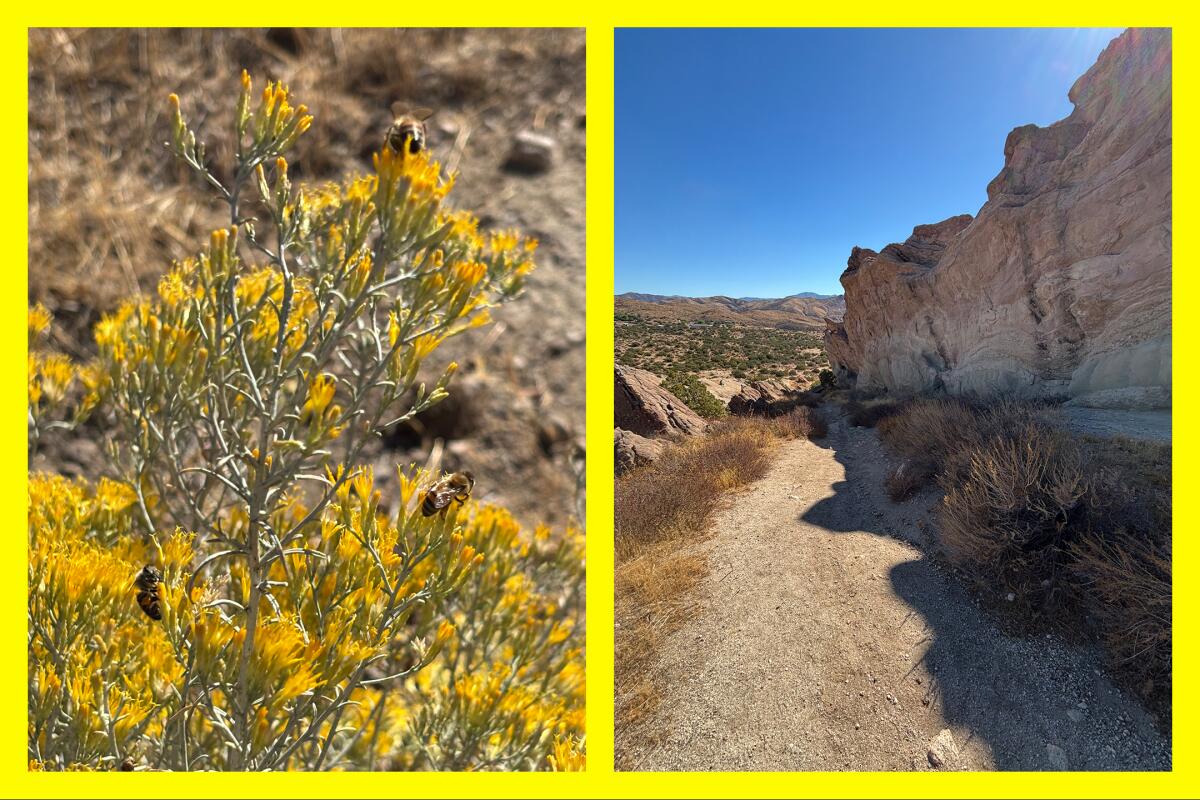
(5, 8), (1193, 798)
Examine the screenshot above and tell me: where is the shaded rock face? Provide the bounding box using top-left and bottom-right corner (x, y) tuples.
(615, 364), (706, 438)
(825, 28), (1171, 409)
(614, 428), (664, 475)
(700, 375), (808, 415)
(727, 379), (810, 416)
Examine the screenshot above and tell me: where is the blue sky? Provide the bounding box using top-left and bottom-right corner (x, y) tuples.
(615, 27), (1124, 298)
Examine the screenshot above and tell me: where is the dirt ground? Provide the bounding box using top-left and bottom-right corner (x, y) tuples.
(28, 28), (585, 530)
(1059, 408), (1172, 443)
(622, 409), (1171, 771)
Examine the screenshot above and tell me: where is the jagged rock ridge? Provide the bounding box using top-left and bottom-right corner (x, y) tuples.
(825, 28), (1171, 409)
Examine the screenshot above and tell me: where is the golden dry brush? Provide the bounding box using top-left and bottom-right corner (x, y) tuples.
(28, 71), (584, 772)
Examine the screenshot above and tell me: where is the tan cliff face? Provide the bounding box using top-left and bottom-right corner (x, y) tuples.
(825, 28), (1171, 409)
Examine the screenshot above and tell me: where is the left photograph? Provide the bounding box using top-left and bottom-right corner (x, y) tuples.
(28, 28), (585, 772)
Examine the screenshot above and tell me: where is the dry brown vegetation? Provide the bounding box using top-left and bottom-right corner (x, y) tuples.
(772, 405), (828, 440)
(875, 397), (1172, 722)
(884, 457), (936, 502)
(615, 418), (783, 761)
(29, 27), (586, 528)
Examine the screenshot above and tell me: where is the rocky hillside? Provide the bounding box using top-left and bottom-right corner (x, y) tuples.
(618, 292), (845, 329)
(825, 28), (1171, 409)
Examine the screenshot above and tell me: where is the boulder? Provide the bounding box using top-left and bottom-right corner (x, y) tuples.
(825, 29), (1171, 410)
(615, 364), (706, 437)
(615, 428), (664, 475)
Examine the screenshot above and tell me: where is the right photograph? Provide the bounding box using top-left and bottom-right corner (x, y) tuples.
(614, 27), (1171, 773)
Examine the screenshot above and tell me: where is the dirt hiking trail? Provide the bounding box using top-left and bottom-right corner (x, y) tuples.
(629, 412), (1170, 771)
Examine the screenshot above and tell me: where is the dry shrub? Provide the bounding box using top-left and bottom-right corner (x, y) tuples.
(877, 397), (978, 466)
(1071, 533), (1170, 707)
(847, 399), (901, 428)
(938, 423), (1089, 607)
(615, 418), (778, 760)
(773, 406), (828, 440)
(885, 458), (937, 502)
(616, 419), (773, 553)
(1070, 437), (1172, 717)
(885, 396), (1172, 722)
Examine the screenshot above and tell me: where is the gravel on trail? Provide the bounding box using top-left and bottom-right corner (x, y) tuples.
(624, 412), (1171, 772)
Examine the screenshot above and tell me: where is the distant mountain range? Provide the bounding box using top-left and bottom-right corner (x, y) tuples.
(615, 292), (845, 329)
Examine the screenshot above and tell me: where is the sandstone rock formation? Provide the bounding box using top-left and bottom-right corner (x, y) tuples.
(615, 428), (664, 475)
(825, 28), (1171, 409)
(615, 364), (706, 438)
(727, 379), (808, 416)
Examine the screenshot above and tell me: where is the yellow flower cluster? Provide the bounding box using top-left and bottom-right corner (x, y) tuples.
(29, 468), (583, 771)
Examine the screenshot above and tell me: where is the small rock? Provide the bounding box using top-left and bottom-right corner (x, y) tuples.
(504, 130), (557, 174)
(1047, 743), (1070, 770)
(886, 693), (898, 705)
(1006, 592), (1016, 602)
(927, 729), (959, 769)
(1067, 709), (1085, 723)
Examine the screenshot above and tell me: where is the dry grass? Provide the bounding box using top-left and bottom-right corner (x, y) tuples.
(615, 418), (779, 763)
(938, 422), (1089, 606)
(772, 405), (828, 440)
(884, 458), (936, 502)
(877, 397), (1172, 722)
(1072, 436), (1172, 719)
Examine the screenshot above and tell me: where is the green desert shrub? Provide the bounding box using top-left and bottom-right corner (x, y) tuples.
(662, 371), (727, 419)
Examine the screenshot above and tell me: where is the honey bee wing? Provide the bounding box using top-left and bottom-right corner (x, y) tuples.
(427, 486), (459, 510)
(390, 101), (408, 118)
(411, 106), (434, 121)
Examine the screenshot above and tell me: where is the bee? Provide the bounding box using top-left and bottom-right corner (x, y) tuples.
(134, 565), (163, 621)
(386, 103), (434, 155)
(421, 470), (475, 517)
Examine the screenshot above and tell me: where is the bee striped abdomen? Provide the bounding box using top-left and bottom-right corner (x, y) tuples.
(420, 471), (475, 517)
(134, 565), (163, 621)
(390, 123), (426, 155)
(385, 106), (433, 157)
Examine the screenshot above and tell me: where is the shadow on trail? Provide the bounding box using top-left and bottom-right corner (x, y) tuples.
(795, 410), (1169, 771)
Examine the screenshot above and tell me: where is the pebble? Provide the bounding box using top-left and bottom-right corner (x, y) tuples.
(1047, 743), (1070, 770)
(504, 130), (557, 174)
(927, 729), (960, 769)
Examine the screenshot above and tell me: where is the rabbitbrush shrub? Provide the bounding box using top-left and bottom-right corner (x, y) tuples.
(28, 73), (584, 772)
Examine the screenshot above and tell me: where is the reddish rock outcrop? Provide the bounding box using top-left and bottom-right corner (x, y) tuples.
(825, 28), (1171, 409)
(615, 364), (706, 438)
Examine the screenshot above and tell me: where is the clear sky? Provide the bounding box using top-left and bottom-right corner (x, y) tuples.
(615, 27), (1124, 298)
